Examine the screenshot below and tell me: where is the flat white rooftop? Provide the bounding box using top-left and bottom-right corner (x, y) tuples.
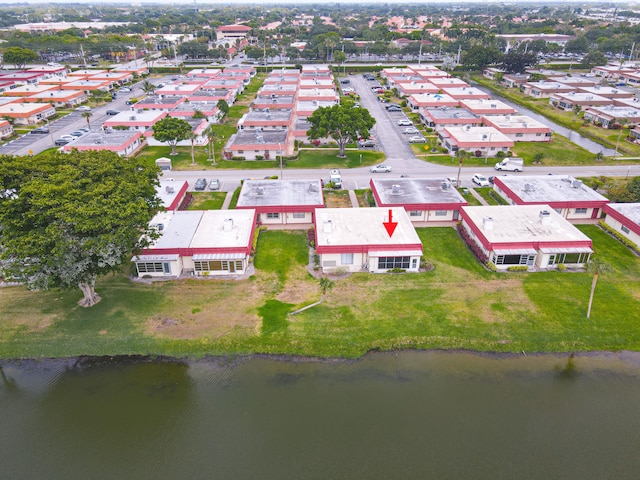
(237, 180), (324, 208)
(372, 178), (466, 206)
(157, 180), (188, 209)
(482, 114), (548, 130)
(444, 126), (513, 144)
(423, 107), (478, 120)
(496, 175), (608, 203)
(67, 130), (140, 147)
(315, 207), (422, 248)
(154, 211), (203, 249)
(189, 210), (255, 249)
(606, 203), (640, 225)
(463, 205), (593, 245)
(459, 98), (515, 112)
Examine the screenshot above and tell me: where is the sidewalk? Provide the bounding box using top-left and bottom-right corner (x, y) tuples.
(348, 190), (359, 207)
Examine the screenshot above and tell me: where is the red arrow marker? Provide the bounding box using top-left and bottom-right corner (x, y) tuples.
(383, 209), (398, 237)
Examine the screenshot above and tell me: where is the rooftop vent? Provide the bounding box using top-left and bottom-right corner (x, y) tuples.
(165, 186), (175, 194)
(482, 217), (494, 231)
(441, 181), (450, 190)
(391, 184), (402, 195)
(308, 183), (319, 193)
(539, 209), (552, 225)
(524, 183), (535, 193)
(223, 218), (233, 231)
(323, 219), (332, 233)
(572, 179), (583, 189)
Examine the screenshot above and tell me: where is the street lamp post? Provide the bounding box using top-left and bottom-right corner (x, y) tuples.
(279, 143), (283, 179)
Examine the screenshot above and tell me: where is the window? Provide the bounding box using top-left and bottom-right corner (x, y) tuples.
(137, 262), (169, 274)
(515, 133), (523, 137)
(434, 210), (447, 217)
(536, 133), (542, 136)
(341, 253), (354, 265)
(409, 210), (421, 217)
(378, 256), (410, 270)
(194, 260), (243, 272)
(621, 225), (630, 234)
(266, 212), (279, 219)
(493, 254), (534, 266)
(292, 212), (305, 219)
(575, 208), (588, 214)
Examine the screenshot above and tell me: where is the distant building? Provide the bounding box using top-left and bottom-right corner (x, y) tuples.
(0, 119), (14, 139)
(481, 115), (552, 142)
(438, 126), (514, 156)
(215, 24), (252, 43)
(156, 180), (189, 211)
(62, 130), (144, 157)
(0, 102), (56, 125)
(419, 107), (480, 132)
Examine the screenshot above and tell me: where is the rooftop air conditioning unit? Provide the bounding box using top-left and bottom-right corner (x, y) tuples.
(572, 179), (583, 188)
(539, 210), (552, 225)
(256, 187), (265, 196)
(130, 116), (136, 121)
(391, 185), (402, 195)
(524, 183), (534, 192)
(165, 186), (175, 194)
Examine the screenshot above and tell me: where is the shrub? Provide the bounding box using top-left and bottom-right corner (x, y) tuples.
(485, 261), (497, 272)
(307, 226), (316, 247)
(598, 221), (639, 251)
(474, 150), (482, 157)
(557, 263), (567, 272)
(507, 266), (529, 272)
(425, 127), (433, 133)
(312, 139), (321, 146)
(457, 224), (488, 263)
(388, 268), (406, 273)
(496, 151), (505, 158)
(255, 155), (264, 160)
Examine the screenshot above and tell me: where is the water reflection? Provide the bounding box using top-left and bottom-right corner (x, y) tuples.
(1, 352), (640, 480)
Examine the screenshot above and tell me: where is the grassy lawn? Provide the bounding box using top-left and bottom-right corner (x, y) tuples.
(324, 189), (352, 207)
(0, 226), (639, 358)
(459, 188), (482, 206)
(292, 149), (385, 168)
(474, 187), (500, 205)
(186, 192), (227, 210)
(471, 74), (640, 158)
(354, 188), (375, 207)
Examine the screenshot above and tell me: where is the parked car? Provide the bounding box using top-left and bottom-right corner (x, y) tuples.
(385, 103), (400, 110)
(386, 106), (402, 112)
(472, 173), (490, 187)
(359, 139), (376, 148)
(105, 110), (120, 115)
(78, 127), (90, 133)
(70, 130), (85, 137)
(76, 106), (91, 112)
(408, 136), (425, 143)
(398, 119), (413, 126)
(447, 177), (459, 187)
(403, 127), (420, 135)
(59, 134), (77, 142)
(118, 87), (131, 93)
(208, 179), (221, 190)
(370, 164), (392, 173)
(54, 138), (70, 146)
(30, 126), (49, 134)
(194, 178), (207, 191)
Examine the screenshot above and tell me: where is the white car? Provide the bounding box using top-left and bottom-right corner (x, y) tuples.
(472, 174), (490, 187)
(118, 87), (131, 93)
(403, 127), (420, 134)
(370, 164), (392, 173)
(408, 136), (425, 143)
(398, 119), (413, 126)
(76, 106), (91, 112)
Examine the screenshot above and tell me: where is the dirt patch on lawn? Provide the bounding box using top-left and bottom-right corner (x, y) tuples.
(324, 191), (352, 208)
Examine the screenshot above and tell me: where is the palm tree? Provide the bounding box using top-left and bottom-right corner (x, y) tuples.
(188, 131), (196, 166)
(614, 118), (629, 157)
(81, 111), (92, 130)
(204, 124), (217, 165)
(586, 258), (612, 318)
(141, 80), (155, 95)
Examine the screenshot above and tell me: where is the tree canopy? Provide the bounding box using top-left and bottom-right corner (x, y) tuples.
(3, 46), (39, 69)
(307, 104), (376, 158)
(152, 117), (192, 155)
(0, 150), (161, 307)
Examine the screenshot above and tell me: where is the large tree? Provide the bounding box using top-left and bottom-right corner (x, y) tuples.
(501, 51), (538, 73)
(152, 117), (192, 155)
(307, 104), (376, 158)
(0, 150), (161, 307)
(3, 47), (39, 69)
(461, 44), (503, 71)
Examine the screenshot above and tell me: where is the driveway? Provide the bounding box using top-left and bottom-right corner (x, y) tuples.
(350, 74), (442, 175)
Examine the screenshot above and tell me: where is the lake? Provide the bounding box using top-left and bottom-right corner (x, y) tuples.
(2, 351), (640, 479)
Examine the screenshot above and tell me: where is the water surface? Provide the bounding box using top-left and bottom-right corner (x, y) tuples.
(2, 351), (640, 479)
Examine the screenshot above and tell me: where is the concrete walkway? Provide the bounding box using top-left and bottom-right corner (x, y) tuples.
(221, 191), (234, 210)
(348, 190), (359, 207)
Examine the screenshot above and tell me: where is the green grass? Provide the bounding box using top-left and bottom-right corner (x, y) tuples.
(459, 188), (482, 206)
(292, 149), (385, 168)
(474, 187), (500, 205)
(1, 226), (639, 359)
(186, 192), (227, 210)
